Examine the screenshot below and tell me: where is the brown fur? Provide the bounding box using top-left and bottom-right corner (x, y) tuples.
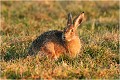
(66, 36), (81, 58)
(28, 12), (84, 60)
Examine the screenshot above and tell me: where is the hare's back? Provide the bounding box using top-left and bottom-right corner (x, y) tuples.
(32, 30), (63, 48)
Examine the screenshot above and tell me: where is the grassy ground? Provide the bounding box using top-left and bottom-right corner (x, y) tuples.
(0, 1), (119, 79)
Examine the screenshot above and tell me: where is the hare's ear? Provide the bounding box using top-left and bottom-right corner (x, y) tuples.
(73, 12), (84, 29)
(67, 13), (73, 26)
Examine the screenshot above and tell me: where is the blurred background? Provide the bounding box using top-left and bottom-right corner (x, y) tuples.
(1, 1), (119, 79)
(1, 1), (119, 35)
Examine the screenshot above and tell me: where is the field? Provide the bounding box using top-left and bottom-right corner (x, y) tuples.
(0, 1), (119, 79)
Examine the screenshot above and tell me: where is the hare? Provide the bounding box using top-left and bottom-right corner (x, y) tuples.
(28, 12), (84, 60)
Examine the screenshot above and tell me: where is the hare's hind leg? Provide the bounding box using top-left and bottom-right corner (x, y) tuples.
(42, 42), (58, 60)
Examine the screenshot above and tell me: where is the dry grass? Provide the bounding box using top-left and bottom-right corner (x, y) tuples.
(0, 1), (119, 79)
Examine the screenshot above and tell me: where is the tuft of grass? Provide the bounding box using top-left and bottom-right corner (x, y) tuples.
(0, 1), (119, 79)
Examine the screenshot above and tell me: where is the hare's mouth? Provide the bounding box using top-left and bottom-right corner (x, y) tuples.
(63, 37), (71, 42)
(62, 37), (66, 41)
(62, 34), (65, 40)
(62, 34), (71, 42)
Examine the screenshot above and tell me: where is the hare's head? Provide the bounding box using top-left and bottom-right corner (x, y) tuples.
(62, 12), (84, 42)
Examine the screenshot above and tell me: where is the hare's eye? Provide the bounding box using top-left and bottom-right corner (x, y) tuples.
(71, 29), (74, 32)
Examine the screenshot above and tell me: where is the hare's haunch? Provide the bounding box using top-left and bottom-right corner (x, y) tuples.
(28, 12), (84, 60)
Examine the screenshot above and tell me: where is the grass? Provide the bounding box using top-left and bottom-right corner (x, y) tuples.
(0, 1), (119, 79)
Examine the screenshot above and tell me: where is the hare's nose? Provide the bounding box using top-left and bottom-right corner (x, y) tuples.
(62, 34), (66, 40)
(63, 36), (66, 39)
